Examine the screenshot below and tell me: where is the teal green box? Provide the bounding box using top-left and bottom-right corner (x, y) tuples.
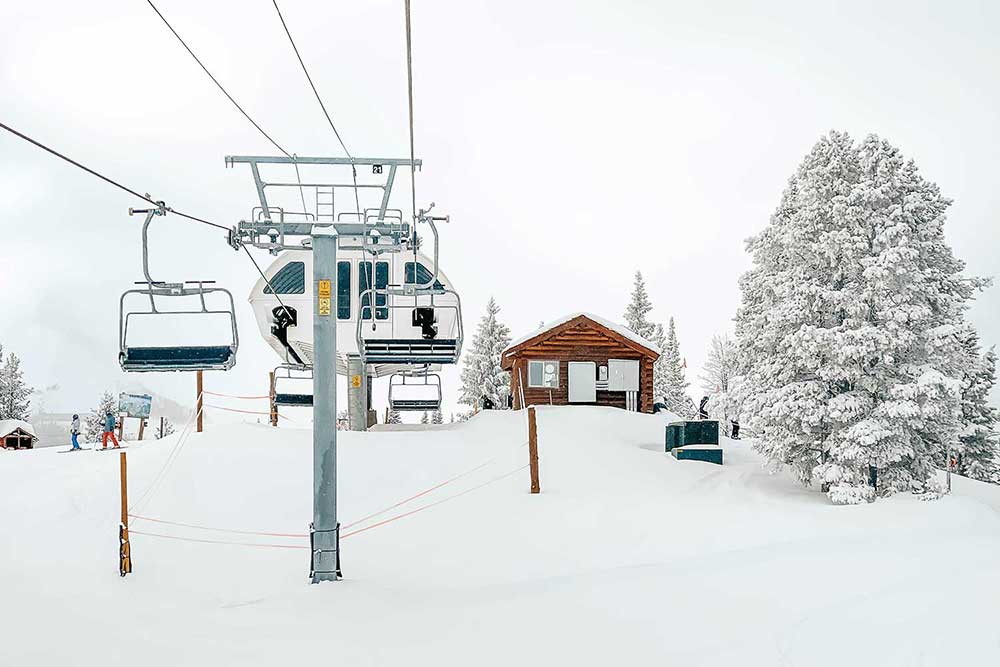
(673, 446), (723, 465)
(665, 420), (719, 451)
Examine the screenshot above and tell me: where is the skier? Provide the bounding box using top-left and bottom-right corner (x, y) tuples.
(730, 419), (740, 440)
(698, 396), (709, 420)
(102, 411), (121, 449)
(70, 414), (81, 450)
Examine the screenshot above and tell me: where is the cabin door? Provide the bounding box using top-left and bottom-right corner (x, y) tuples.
(568, 361), (597, 403)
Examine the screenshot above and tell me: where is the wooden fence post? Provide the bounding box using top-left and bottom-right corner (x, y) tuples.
(119, 452), (132, 577)
(269, 371), (278, 427)
(528, 406), (540, 494)
(196, 370), (204, 433)
(159, 416), (165, 439)
(137, 418), (145, 441)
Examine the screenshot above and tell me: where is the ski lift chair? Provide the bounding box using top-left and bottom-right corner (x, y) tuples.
(119, 281), (239, 372)
(273, 364), (314, 407)
(388, 372), (442, 412)
(118, 205), (240, 373)
(356, 287), (464, 366)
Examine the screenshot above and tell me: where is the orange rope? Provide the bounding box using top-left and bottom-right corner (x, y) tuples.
(129, 513), (307, 538)
(202, 391), (270, 400)
(341, 464), (529, 539)
(129, 529), (308, 550)
(342, 459), (497, 529)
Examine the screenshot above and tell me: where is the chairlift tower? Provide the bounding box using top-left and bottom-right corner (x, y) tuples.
(228, 154), (448, 582)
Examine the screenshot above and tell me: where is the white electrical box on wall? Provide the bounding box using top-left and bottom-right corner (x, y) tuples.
(608, 359), (639, 392)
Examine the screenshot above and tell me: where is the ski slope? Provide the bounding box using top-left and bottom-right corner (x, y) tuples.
(2, 406), (998, 665)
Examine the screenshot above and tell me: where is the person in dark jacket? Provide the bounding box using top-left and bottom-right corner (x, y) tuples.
(482, 395), (495, 411)
(698, 396), (710, 420)
(730, 419), (740, 440)
(70, 414), (82, 450)
(102, 411), (120, 449)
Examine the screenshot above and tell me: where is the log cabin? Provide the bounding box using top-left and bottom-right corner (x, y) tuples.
(501, 313), (660, 413)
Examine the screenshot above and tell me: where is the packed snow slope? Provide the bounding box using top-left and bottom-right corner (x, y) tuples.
(2, 406), (999, 666)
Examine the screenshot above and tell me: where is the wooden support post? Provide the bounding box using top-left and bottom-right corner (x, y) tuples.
(528, 406), (540, 494)
(137, 418), (145, 441)
(119, 452), (132, 577)
(117, 415), (124, 442)
(196, 370), (204, 433)
(159, 416), (165, 439)
(269, 371), (278, 427)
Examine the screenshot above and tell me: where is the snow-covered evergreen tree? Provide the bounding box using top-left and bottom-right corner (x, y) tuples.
(459, 297), (512, 411)
(432, 409), (443, 425)
(0, 352), (32, 421)
(420, 411), (430, 424)
(154, 417), (176, 439)
(386, 408), (402, 425)
(85, 391), (117, 443)
(659, 318), (695, 417)
(623, 271), (656, 341)
(700, 334), (739, 394)
(735, 131), (986, 503)
(956, 331), (999, 483)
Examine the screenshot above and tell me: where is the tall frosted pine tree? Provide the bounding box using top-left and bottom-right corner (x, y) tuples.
(660, 318), (695, 417)
(459, 297), (512, 411)
(735, 131), (985, 503)
(957, 331), (1000, 483)
(623, 271), (656, 340)
(0, 352), (32, 421)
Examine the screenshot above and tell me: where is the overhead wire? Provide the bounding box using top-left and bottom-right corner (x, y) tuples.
(0, 121), (228, 231)
(143, 0), (310, 217)
(271, 0), (362, 219)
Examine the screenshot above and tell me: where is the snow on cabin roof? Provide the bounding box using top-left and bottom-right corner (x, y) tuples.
(0, 419), (37, 440)
(503, 312), (660, 356)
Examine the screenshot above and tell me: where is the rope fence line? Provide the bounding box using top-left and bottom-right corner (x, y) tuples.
(128, 398), (204, 514)
(341, 464), (529, 540)
(202, 403), (298, 422)
(128, 460), (531, 549)
(129, 529), (309, 550)
(129, 513), (307, 538)
(202, 390), (270, 400)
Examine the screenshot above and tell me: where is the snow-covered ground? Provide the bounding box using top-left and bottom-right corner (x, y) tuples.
(2, 406), (998, 665)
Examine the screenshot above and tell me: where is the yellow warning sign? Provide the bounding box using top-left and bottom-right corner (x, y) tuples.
(318, 280), (331, 298)
(351, 375), (362, 388)
(318, 297), (331, 316)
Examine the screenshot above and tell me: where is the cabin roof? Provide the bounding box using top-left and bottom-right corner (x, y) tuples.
(0, 419), (37, 440)
(501, 312), (660, 365)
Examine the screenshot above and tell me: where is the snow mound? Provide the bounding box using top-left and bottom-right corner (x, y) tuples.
(2, 406), (999, 666)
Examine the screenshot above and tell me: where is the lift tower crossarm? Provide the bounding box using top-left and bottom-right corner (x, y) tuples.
(225, 156), (422, 167)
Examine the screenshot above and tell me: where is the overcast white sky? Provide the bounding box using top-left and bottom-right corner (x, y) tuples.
(1, 0), (998, 421)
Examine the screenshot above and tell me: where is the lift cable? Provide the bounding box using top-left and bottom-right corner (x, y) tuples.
(0, 120), (227, 231)
(403, 0), (419, 269)
(0, 119), (295, 324)
(144, 0), (309, 214)
(271, 0), (363, 220)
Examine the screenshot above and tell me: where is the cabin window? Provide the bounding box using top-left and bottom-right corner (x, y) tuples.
(264, 261), (305, 294)
(527, 360), (559, 388)
(337, 261), (351, 319)
(404, 262), (445, 290)
(359, 261), (389, 320)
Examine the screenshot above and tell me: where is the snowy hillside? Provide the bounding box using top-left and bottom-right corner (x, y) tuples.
(2, 406), (999, 665)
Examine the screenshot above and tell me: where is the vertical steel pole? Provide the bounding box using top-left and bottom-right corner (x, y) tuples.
(312, 233), (339, 582)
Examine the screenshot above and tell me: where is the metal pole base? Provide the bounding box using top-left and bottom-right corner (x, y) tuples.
(309, 523), (342, 583)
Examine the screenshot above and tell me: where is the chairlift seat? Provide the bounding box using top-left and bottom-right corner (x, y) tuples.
(363, 338), (459, 365)
(390, 398), (442, 412)
(274, 393), (314, 407)
(121, 345), (235, 372)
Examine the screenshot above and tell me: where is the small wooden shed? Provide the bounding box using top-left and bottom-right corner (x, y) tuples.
(501, 313), (660, 413)
(0, 419), (38, 450)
